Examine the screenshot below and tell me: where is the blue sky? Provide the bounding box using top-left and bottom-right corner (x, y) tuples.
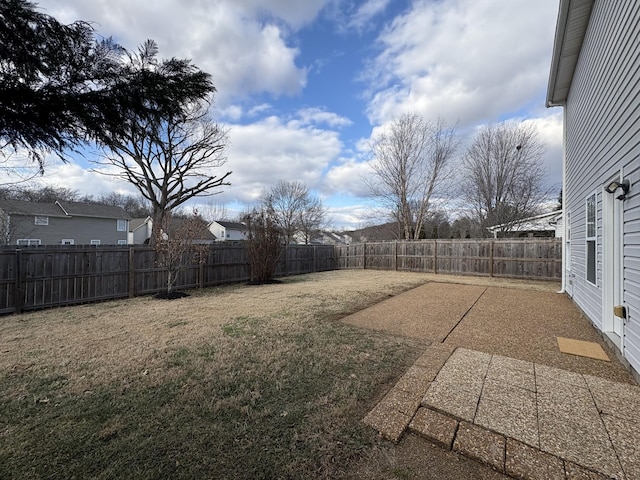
(26, 0), (563, 229)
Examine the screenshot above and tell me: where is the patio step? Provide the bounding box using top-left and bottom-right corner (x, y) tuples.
(363, 345), (640, 480)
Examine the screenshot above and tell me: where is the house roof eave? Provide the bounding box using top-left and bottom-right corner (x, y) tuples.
(546, 0), (595, 107)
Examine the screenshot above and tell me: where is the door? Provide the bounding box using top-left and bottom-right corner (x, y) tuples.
(603, 183), (624, 346)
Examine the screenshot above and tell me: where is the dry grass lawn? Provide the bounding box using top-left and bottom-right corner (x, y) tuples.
(1, 270), (439, 479)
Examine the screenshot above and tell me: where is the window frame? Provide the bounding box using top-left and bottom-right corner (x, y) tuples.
(90, 239), (101, 245)
(585, 192), (597, 285)
(17, 239), (41, 246)
(34, 216), (49, 225)
(117, 219), (128, 232)
(61, 239), (75, 245)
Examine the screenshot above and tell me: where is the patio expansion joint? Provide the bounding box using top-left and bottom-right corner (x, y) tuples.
(584, 377), (628, 480)
(439, 287), (488, 344)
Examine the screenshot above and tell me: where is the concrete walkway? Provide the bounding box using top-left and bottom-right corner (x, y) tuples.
(349, 281), (640, 480)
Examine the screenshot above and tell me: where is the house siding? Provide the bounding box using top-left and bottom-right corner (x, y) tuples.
(564, 0), (640, 373)
(10, 215), (128, 245)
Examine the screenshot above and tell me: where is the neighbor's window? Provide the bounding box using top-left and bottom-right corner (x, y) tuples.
(90, 239), (101, 245)
(117, 239), (127, 245)
(17, 239), (41, 246)
(34, 216), (49, 225)
(117, 219), (128, 231)
(61, 239), (75, 245)
(586, 193), (596, 285)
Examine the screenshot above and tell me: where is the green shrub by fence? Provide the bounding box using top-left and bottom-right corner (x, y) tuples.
(0, 238), (561, 315)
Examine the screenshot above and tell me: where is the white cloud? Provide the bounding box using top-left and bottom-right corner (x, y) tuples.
(221, 116), (343, 204)
(36, 0), (312, 106)
(322, 158), (372, 197)
(27, 160), (141, 199)
(364, 0), (558, 128)
(348, 0), (392, 31)
(294, 108), (353, 128)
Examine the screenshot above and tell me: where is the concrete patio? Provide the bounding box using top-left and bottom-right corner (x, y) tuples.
(345, 280), (639, 480)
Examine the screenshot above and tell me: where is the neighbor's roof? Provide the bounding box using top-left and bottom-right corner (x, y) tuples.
(487, 211), (563, 233)
(214, 221), (248, 230)
(129, 217), (152, 231)
(0, 199), (130, 219)
(546, 0), (595, 107)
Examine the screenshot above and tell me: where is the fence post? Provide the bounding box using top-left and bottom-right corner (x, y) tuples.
(394, 241), (398, 271)
(128, 247), (135, 297)
(198, 250), (205, 289)
(434, 239), (438, 274)
(363, 242), (367, 269)
(489, 240), (495, 277)
(14, 249), (24, 314)
(313, 245), (317, 272)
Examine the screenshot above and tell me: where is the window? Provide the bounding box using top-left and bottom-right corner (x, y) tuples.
(117, 219), (128, 231)
(34, 216), (49, 225)
(586, 193), (596, 285)
(91, 239), (101, 245)
(117, 239), (127, 245)
(61, 239), (75, 245)
(17, 239), (41, 246)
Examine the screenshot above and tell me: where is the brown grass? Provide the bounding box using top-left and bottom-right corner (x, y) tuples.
(1, 270), (437, 479)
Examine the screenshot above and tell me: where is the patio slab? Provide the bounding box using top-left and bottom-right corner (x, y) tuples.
(356, 281), (639, 480)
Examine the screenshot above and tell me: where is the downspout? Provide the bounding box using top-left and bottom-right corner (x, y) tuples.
(557, 104), (567, 294)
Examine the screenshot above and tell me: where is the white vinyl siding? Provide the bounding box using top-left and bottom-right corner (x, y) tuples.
(561, 0), (640, 374)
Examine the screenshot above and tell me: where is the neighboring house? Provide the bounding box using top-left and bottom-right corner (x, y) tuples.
(345, 222), (401, 242)
(547, 0), (640, 379)
(128, 216), (153, 244)
(487, 211), (563, 238)
(306, 231), (352, 245)
(209, 221), (248, 241)
(0, 199), (130, 245)
(128, 216), (217, 244)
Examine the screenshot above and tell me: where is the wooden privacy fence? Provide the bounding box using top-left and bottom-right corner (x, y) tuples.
(335, 239), (562, 280)
(0, 238), (561, 315)
(0, 244), (335, 315)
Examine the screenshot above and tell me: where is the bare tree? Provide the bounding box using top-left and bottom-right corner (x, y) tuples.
(198, 201), (230, 223)
(95, 98), (231, 244)
(97, 192), (152, 218)
(153, 211), (211, 297)
(462, 121), (549, 236)
(260, 180), (326, 244)
(244, 208), (283, 283)
(364, 113), (458, 240)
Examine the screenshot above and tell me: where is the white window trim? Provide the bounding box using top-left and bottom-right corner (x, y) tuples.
(117, 239), (127, 245)
(90, 239), (101, 245)
(61, 239), (75, 245)
(17, 238), (41, 246)
(586, 192), (597, 285)
(117, 219), (128, 231)
(34, 216), (49, 225)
